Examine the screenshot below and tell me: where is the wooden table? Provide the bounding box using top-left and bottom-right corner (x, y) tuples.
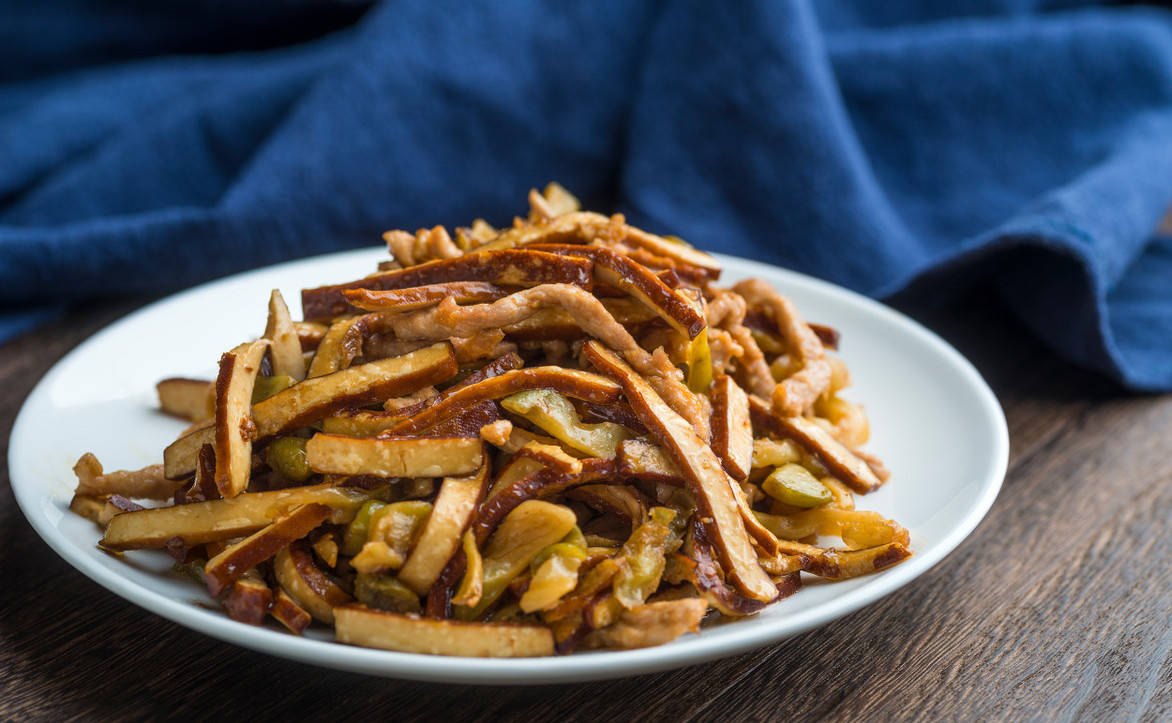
(2, 294), (1169, 721)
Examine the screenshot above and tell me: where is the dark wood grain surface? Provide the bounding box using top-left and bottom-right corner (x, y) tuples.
(1, 294), (1169, 722)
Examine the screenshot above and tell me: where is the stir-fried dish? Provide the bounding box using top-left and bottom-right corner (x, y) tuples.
(69, 184), (910, 657)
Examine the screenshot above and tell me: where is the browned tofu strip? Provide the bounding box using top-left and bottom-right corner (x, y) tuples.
(293, 321), (329, 351)
(748, 396), (882, 493)
(385, 367), (621, 436)
(671, 519), (770, 617)
(321, 409), (406, 437)
(582, 341), (777, 603)
(163, 424), (214, 479)
(270, 588), (312, 634)
(274, 540), (353, 624)
(470, 458), (615, 546)
(204, 503), (332, 597)
(305, 435), (483, 478)
(335, 605), (554, 657)
(523, 244), (706, 338)
(223, 571), (272, 625)
(255, 343), (458, 439)
(164, 342), (457, 480)
(101, 485), (368, 550)
(709, 375), (753, 481)
(264, 289), (306, 381)
(301, 249), (592, 320)
(343, 281), (510, 312)
(316, 353), (524, 438)
(620, 224), (722, 275)
(163, 343), (458, 481)
(214, 339), (270, 498)
(306, 316), (361, 378)
(156, 378), (213, 422)
(809, 322), (840, 350)
(398, 462), (491, 595)
(805, 541), (911, 579)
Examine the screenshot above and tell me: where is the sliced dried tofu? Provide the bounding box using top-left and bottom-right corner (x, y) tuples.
(583, 341), (776, 603)
(398, 462), (491, 595)
(156, 378), (214, 422)
(164, 343), (459, 481)
(214, 339), (270, 498)
(386, 366), (621, 436)
(265, 289), (305, 381)
(307, 316), (359, 378)
(270, 588), (312, 634)
(301, 249), (592, 320)
(335, 606), (554, 657)
(343, 282), (508, 312)
(163, 423), (214, 479)
(710, 375), (752, 481)
(748, 396), (882, 493)
(204, 503), (332, 596)
(101, 485), (368, 550)
(274, 541), (352, 624)
(305, 435), (483, 478)
(254, 343), (457, 439)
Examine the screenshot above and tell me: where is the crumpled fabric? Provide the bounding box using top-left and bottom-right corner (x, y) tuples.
(2, 0), (1170, 388)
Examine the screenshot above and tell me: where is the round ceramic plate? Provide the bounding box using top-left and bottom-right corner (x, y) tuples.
(9, 248), (1007, 684)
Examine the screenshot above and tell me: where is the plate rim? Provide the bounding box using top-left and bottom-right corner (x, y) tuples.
(8, 247), (1009, 685)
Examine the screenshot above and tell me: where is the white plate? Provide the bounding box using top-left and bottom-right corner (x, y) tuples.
(9, 248), (1007, 684)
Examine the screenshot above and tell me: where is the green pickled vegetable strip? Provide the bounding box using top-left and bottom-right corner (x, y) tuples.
(560, 525), (587, 552)
(529, 541), (588, 577)
(458, 560), (514, 621)
(367, 501), (433, 566)
(501, 389), (629, 458)
(762, 463), (832, 508)
(520, 545), (586, 613)
(752, 438), (803, 469)
(612, 506), (682, 609)
(354, 573), (420, 614)
(343, 500), (386, 556)
(453, 501), (575, 621)
(251, 375), (294, 404)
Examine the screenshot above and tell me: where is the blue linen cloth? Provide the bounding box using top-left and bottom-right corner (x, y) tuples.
(2, 1), (1170, 389)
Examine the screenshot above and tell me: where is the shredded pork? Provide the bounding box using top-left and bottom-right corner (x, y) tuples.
(374, 284), (712, 438)
(584, 598), (708, 650)
(733, 279), (832, 416)
(73, 453), (179, 500)
(384, 226), (464, 268)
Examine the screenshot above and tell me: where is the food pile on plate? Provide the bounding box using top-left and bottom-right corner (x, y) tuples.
(69, 184), (909, 657)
